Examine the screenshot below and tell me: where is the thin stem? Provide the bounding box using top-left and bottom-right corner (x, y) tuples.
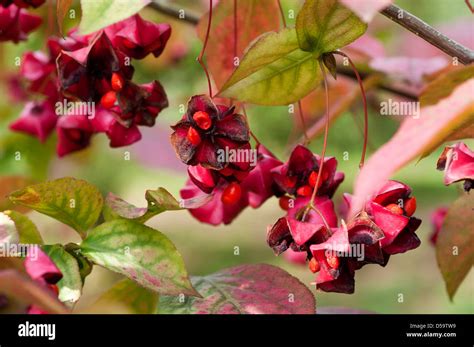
(381, 4), (474, 65)
(333, 51), (368, 168)
(306, 61), (330, 212)
(233, 0), (238, 58)
(197, 0), (214, 97)
(301, 205), (331, 231)
(466, 0), (474, 13)
(277, 0), (287, 28)
(297, 101), (309, 145)
(241, 104), (260, 145)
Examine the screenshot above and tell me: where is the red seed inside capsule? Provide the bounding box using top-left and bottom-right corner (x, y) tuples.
(100, 91), (117, 109)
(221, 182), (242, 205)
(297, 185), (313, 197)
(309, 257), (320, 273)
(111, 72), (124, 91)
(192, 111), (212, 130)
(404, 197), (417, 217)
(186, 127), (201, 146)
(385, 203), (404, 215)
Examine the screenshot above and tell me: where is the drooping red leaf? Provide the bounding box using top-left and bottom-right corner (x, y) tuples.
(158, 264), (316, 314)
(436, 193), (474, 300)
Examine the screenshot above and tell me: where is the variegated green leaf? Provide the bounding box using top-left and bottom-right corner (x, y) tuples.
(9, 177), (103, 238)
(296, 0), (367, 54)
(43, 244), (83, 304)
(80, 219), (199, 297)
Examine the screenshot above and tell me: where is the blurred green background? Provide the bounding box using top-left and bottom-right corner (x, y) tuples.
(0, 0), (472, 313)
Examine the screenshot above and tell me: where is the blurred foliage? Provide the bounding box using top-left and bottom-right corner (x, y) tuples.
(0, 0), (472, 314)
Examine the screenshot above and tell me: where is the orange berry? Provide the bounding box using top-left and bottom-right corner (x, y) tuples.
(192, 111), (212, 130)
(221, 182), (242, 205)
(385, 203), (404, 215)
(297, 185), (313, 197)
(404, 197), (417, 217)
(111, 72), (124, 91)
(186, 127), (201, 146)
(309, 257), (320, 273)
(100, 91), (117, 109)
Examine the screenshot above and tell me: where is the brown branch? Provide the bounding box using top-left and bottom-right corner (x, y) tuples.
(337, 67), (418, 100)
(381, 4), (474, 65)
(149, 0), (199, 24)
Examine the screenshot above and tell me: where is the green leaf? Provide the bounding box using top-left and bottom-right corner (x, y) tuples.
(79, 0), (151, 35)
(296, 0), (367, 54)
(3, 210), (43, 245)
(158, 264), (316, 314)
(42, 244), (83, 305)
(9, 177), (104, 238)
(436, 193), (474, 300)
(89, 278), (159, 314)
(80, 219), (199, 297)
(57, 0), (73, 36)
(104, 188), (212, 223)
(218, 28), (322, 105)
(103, 188), (181, 223)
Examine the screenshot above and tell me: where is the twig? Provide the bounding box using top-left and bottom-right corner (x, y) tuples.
(337, 67), (417, 100)
(149, 0), (200, 24)
(148, 1), (469, 97)
(381, 4), (474, 65)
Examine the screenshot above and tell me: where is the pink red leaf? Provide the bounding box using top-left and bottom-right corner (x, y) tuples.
(158, 264), (316, 314)
(436, 193), (474, 300)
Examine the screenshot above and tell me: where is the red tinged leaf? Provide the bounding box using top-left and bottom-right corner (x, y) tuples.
(196, 0), (280, 89)
(350, 78), (474, 216)
(436, 193), (474, 300)
(158, 264), (316, 314)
